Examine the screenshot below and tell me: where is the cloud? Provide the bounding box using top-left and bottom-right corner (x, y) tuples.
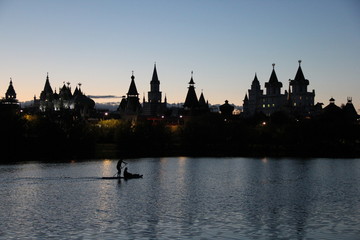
(87, 95), (122, 99)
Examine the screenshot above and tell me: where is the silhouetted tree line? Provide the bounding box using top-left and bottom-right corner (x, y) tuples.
(1, 108), (359, 163)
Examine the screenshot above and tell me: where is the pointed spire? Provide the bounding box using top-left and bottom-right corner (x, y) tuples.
(294, 60), (306, 82)
(127, 71), (139, 96)
(6, 77), (16, 99)
(43, 72), (53, 93)
(151, 63), (159, 83)
(269, 63), (279, 83)
(189, 71), (195, 85)
(184, 71), (199, 109)
(199, 91), (206, 106)
(252, 73), (260, 84)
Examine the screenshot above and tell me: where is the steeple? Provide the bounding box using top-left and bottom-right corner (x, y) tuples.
(294, 60), (306, 82)
(251, 73), (261, 90)
(290, 60), (310, 94)
(43, 72), (53, 94)
(5, 78), (17, 100)
(265, 63), (283, 95)
(127, 71), (139, 97)
(244, 94), (248, 102)
(199, 91), (206, 106)
(148, 63), (162, 103)
(268, 63), (280, 84)
(189, 71), (195, 85)
(151, 63), (159, 84)
(184, 71), (199, 109)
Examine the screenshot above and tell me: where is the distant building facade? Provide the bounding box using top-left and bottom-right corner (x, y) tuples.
(243, 61), (315, 117)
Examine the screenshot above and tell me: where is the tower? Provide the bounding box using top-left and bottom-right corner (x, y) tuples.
(119, 71), (141, 118)
(142, 64), (167, 117)
(243, 73), (264, 116)
(263, 64), (286, 115)
(5, 78), (17, 101)
(39, 73), (54, 111)
(183, 71), (199, 110)
(289, 60), (315, 114)
(148, 63), (162, 103)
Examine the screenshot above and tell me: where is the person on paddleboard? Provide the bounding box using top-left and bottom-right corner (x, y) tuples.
(116, 159), (127, 177)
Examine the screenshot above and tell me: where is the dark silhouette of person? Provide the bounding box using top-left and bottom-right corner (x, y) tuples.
(123, 167), (142, 179)
(116, 159), (127, 177)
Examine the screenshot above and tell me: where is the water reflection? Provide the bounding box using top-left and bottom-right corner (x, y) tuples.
(0, 158), (360, 239)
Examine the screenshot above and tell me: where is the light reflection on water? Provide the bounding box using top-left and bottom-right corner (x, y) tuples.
(0, 158), (360, 239)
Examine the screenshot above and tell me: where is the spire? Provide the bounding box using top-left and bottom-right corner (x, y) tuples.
(251, 73), (260, 87)
(254, 73), (259, 82)
(127, 71), (139, 96)
(269, 63), (279, 83)
(199, 91), (206, 106)
(184, 71), (199, 109)
(151, 63), (159, 83)
(5, 77), (16, 100)
(189, 71), (195, 85)
(43, 72), (53, 94)
(294, 60), (306, 82)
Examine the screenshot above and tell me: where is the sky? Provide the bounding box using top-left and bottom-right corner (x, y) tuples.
(0, 0), (359, 111)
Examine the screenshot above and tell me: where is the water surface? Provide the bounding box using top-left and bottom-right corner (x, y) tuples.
(0, 157), (359, 239)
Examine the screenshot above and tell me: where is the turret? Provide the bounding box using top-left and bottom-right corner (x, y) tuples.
(183, 71), (199, 109)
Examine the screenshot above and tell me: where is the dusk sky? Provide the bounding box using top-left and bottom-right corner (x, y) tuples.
(0, 0), (359, 110)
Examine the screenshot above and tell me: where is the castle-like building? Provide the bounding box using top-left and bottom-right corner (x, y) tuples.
(243, 61), (316, 117)
(34, 73), (95, 117)
(1, 61), (358, 122)
(117, 64), (168, 120)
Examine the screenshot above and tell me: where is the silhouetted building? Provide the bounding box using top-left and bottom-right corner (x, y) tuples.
(1, 78), (20, 112)
(243, 61), (315, 117)
(118, 72), (142, 120)
(142, 64), (167, 116)
(183, 71), (209, 115)
(220, 100), (234, 117)
(184, 71), (199, 110)
(243, 73), (263, 116)
(5, 78), (17, 101)
(39, 73), (55, 111)
(343, 97), (359, 121)
(198, 91), (210, 113)
(289, 60), (315, 115)
(35, 73), (94, 117)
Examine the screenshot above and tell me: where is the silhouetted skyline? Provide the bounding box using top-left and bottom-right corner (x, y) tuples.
(1, 0), (359, 109)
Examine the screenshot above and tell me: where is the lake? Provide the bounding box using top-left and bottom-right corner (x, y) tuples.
(0, 157), (359, 239)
